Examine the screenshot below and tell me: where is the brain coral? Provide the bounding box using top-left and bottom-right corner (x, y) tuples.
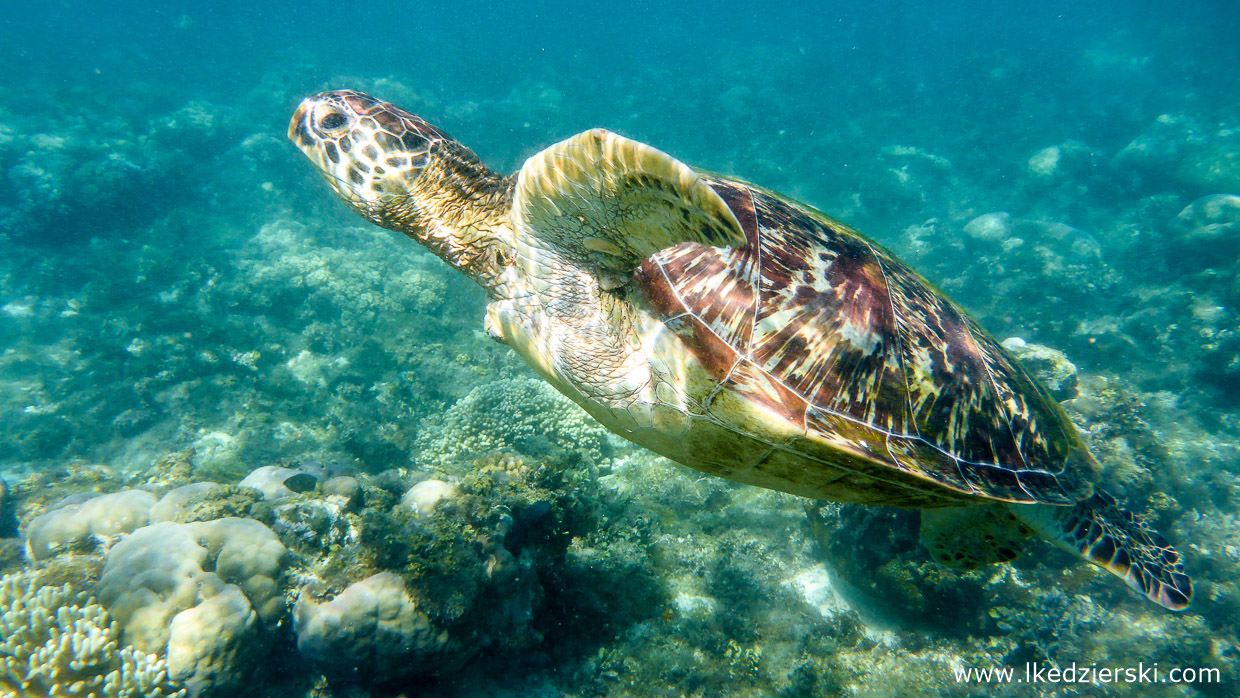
(96, 518), (288, 698)
(0, 571), (186, 698)
(25, 490), (158, 561)
(417, 377), (612, 468)
(294, 572), (448, 685)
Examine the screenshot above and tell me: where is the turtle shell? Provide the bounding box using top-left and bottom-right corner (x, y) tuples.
(634, 176), (1095, 506)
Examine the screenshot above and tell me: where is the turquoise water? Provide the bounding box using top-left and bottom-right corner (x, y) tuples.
(1, 2), (1237, 696)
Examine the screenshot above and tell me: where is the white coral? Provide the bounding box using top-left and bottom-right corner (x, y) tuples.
(238, 465), (319, 501)
(0, 572), (185, 698)
(25, 490), (158, 561)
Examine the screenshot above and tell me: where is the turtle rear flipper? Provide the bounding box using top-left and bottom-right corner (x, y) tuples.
(1011, 491), (1192, 611)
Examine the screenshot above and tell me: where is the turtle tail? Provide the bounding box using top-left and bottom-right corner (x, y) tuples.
(1009, 490), (1192, 611)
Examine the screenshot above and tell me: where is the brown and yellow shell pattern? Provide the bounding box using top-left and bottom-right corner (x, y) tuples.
(634, 176), (1095, 507)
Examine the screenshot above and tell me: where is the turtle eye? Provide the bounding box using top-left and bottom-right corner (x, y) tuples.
(318, 111), (348, 133)
(492, 247), (512, 268)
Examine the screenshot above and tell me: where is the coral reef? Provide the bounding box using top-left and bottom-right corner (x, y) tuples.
(416, 377), (613, 469)
(0, 571), (186, 698)
(238, 465), (320, 501)
(294, 572), (448, 685)
(1, 13), (1238, 696)
(25, 490), (158, 561)
(97, 519), (288, 698)
(400, 479), (459, 517)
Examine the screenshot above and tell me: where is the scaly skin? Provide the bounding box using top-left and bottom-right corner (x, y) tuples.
(289, 90), (514, 289)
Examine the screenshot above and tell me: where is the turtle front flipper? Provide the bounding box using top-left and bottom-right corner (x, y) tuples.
(511, 129), (747, 284)
(1010, 491), (1192, 610)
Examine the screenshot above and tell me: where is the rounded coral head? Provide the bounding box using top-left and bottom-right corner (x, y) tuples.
(288, 90), (448, 218)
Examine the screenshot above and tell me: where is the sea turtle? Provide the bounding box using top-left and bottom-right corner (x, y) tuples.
(289, 90), (1191, 610)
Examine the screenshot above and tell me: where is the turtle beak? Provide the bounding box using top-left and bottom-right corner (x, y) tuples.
(288, 96), (353, 202)
(288, 99), (316, 152)
(288, 102), (306, 142)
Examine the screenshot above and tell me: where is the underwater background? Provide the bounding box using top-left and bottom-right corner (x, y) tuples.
(1, 0), (1238, 696)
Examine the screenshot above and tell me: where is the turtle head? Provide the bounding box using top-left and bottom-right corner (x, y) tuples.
(289, 90), (514, 287)
(289, 90), (440, 215)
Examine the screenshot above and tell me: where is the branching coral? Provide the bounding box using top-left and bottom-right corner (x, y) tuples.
(0, 572), (186, 698)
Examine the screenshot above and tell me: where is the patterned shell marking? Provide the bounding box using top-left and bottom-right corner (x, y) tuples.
(634, 176), (1093, 505)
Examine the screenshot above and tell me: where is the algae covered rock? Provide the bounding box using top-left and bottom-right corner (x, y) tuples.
(1175, 133), (1240, 193)
(353, 484), (540, 637)
(322, 475), (360, 501)
(294, 572), (450, 685)
(417, 377), (612, 468)
(0, 474), (13, 538)
(188, 431), (247, 480)
(1025, 140), (1097, 182)
(896, 213), (1117, 343)
(149, 483), (222, 523)
(272, 498), (350, 550)
(1110, 113), (1198, 189)
(805, 502), (991, 630)
(96, 518), (288, 698)
(1113, 114), (1240, 193)
(962, 211), (1013, 243)
(1001, 337), (1080, 401)
(157, 485), (270, 525)
(287, 452), (622, 687)
(1167, 193), (1240, 265)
